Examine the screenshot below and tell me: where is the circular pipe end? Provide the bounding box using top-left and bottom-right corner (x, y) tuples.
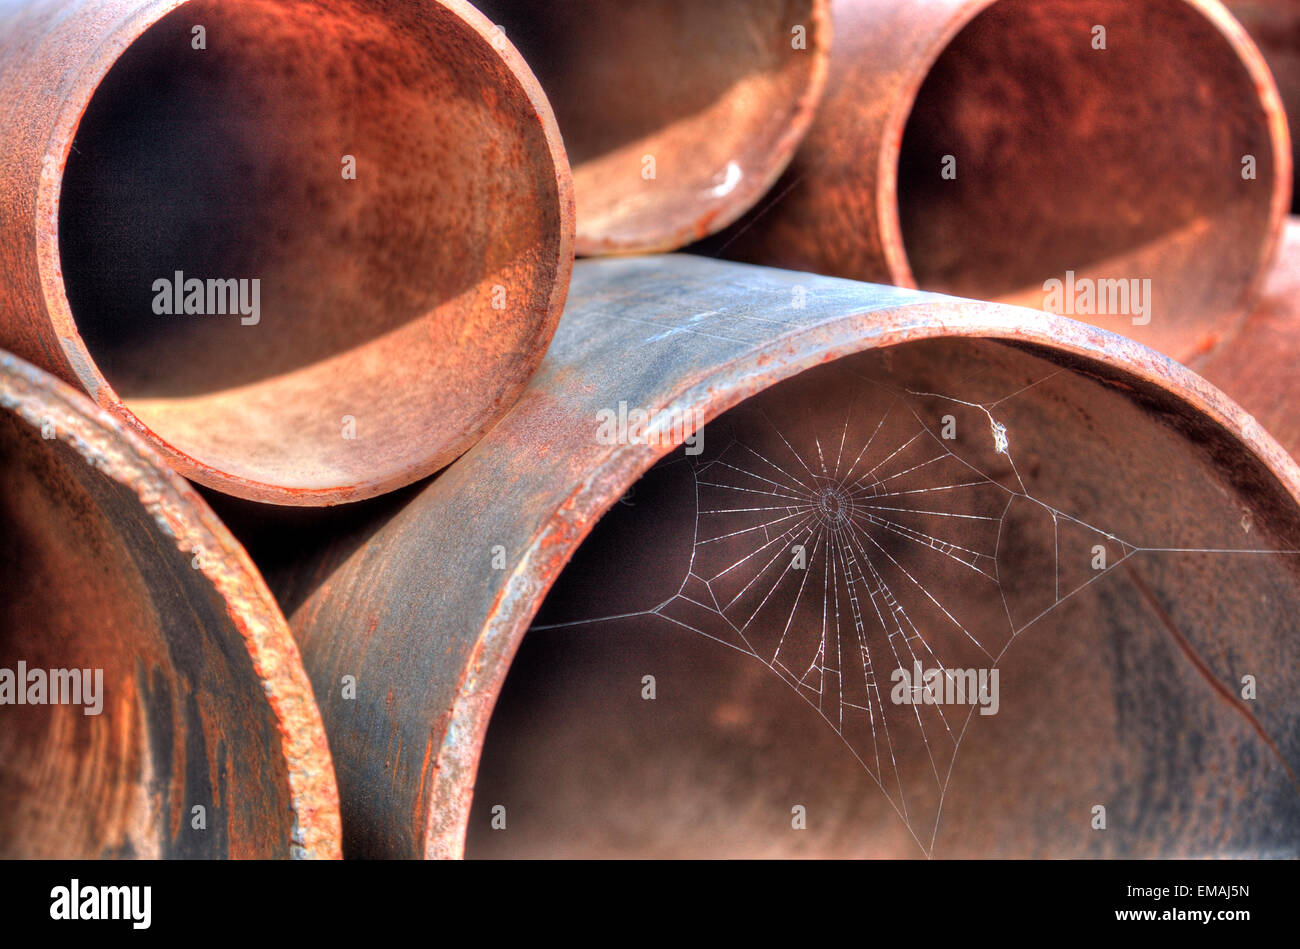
(38, 0), (573, 505)
(477, 0), (829, 255)
(466, 322), (1300, 857)
(888, 0), (1290, 360)
(0, 349), (341, 858)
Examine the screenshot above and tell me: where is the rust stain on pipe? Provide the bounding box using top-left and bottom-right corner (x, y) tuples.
(1196, 216), (1300, 457)
(1224, 0), (1300, 212)
(703, 0), (1292, 364)
(0, 349), (341, 858)
(0, 0), (574, 505)
(242, 256), (1300, 858)
(472, 0), (829, 255)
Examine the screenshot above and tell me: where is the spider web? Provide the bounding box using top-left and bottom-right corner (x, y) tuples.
(533, 365), (1299, 856)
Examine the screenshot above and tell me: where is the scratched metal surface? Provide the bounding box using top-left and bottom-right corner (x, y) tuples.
(267, 255), (1300, 858)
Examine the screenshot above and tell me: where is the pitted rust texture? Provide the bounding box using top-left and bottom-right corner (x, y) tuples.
(0, 349), (341, 857)
(0, 0), (574, 505)
(701, 0), (1291, 364)
(245, 256), (1300, 858)
(473, 0), (829, 255)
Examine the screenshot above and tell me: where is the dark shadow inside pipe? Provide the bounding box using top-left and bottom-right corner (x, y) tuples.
(467, 338), (1300, 857)
(474, 0), (819, 247)
(58, 0), (563, 490)
(0, 410), (292, 857)
(896, 0), (1277, 355)
(199, 478), (425, 621)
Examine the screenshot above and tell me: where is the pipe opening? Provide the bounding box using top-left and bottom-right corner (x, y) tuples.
(896, 0), (1279, 357)
(0, 406), (292, 858)
(467, 338), (1300, 857)
(57, 0), (566, 499)
(475, 0), (823, 253)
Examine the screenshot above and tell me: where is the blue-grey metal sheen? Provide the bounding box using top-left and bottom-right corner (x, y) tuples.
(272, 255), (1300, 859)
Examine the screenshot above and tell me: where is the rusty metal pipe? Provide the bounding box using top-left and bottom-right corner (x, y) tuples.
(236, 256), (1300, 858)
(1224, 0), (1300, 212)
(471, 0), (829, 255)
(0, 0), (573, 505)
(0, 349), (340, 858)
(705, 0), (1292, 363)
(1196, 216), (1300, 458)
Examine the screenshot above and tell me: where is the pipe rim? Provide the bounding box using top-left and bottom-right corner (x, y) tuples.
(422, 284), (1300, 857)
(875, 0), (1293, 327)
(34, 0), (575, 506)
(570, 0), (832, 256)
(0, 347), (343, 857)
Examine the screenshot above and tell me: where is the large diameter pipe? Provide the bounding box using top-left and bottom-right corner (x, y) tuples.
(0, 0), (573, 505)
(1224, 0), (1300, 212)
(469, 334), (1300, 858)
(0, 349), (340, 858)
(704, 0), (1292, 363)
(244, 256), (1300, 858)
(471, 0), (829, 255)
(1197, 216), (1300, 457)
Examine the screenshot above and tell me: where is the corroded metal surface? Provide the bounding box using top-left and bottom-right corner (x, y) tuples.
(703, 0), (1292, 363)
(1225, 0), (1300, 211)
(1197, 216), (1300, 457)
(474, 0), (828, 255)
(255, 256), (1300, 858)
(0, 0), (574, 505)
(0, 348), (341, 858)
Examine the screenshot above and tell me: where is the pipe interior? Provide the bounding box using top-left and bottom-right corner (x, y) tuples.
(467, 338), (1300, 857)
(897, 0), (1278, 358)
(0, 406), (293, 857)
(474, 0), (819, 250)
(58, 0), (563, 492)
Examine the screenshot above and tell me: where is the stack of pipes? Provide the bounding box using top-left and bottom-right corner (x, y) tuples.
(0, 0), (1296, 860)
